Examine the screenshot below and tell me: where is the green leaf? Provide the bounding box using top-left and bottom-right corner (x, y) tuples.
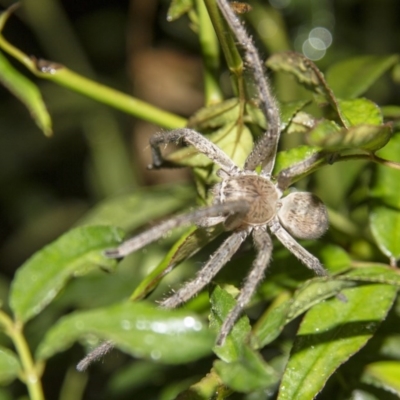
(306, 119), (340, 142)
(362, 361), (400, 396)
(10, 226), (125, 323)
(266, 52), (329, 95)
(338, 98), (383, 126)
(209, 285), (251, 363)
(0, 347), (20, 385)
(266, 51), (346, 125)
(188, 98), (240, 130)
(167, 123), (253, 168)
(175, 369), (230, 399)
(308, 123), (392, 152)
(279, 101), (312, 130)
(213, 123), (253, 168)
(251, 292), (292, 348)
(167, 0), (194, 21)
(369, 205), (400, 261)
(370, 134), (400, 209)
(319, 244), (352, 273)
(0, 51), (52, 137)
(253, 278), (353, 349)
(341, 265), (400, 286)
(36, 301), (214, 364)
(278, 284), (397, 400)
(130, 225), (223, 301)
(369, 134), (400, 260)
(326, 55), (400, 98)
(214, 345), (278, 393)
(273, 145), (322, 176)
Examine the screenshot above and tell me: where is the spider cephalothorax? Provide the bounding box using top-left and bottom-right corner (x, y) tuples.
(77, 0), (332, 370)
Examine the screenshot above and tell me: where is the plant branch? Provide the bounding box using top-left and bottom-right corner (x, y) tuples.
(0, 7), (186, 129)
(0, 312), (44, 400)
(195, 0), (223, 105)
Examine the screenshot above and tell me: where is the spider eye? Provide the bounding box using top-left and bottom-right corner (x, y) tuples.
(277, 192), (329, 239)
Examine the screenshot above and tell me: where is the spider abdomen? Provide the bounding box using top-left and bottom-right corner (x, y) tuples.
(220, 175), (279, 226)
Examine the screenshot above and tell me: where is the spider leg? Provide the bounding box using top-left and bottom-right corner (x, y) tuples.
(105, 201), (249, 258)
(276, 151), (324, 191)
(149, 128), (239, 175)
(77, 232), (248, 370)
(216, 227), (273, 346)
(269, 217), (329, 277)
(76, 340), (113, 372)
(216, 0), (280, 175)
(160, 230), (248, 309)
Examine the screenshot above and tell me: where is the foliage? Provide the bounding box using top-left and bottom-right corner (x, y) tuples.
(0, 1), (399, 399)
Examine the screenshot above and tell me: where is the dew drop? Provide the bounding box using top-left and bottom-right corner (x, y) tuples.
(121, 320), (132, 330)
(151, 349), (161, 360)
(151, 322), (168, 334)
(136, 320), (146, 330)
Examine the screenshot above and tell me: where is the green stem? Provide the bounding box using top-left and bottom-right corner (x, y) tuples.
(0, 14), (186, 129)
(246, 1), (291, 53)
(203, 0), (243, 82)
(372, 154), (400, 170)
(43, 66), (186, 129)
(0, 312), (44, 400)
(195, 0), (223, 105)
(284, 151), (400, 186)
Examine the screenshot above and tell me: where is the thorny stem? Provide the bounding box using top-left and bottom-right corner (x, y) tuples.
(0, 311), (44, 400)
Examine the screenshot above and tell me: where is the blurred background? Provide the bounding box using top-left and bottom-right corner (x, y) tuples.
(0, 0), (399, 398)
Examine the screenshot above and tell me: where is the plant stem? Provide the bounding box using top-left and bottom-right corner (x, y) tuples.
(0, 312), (44, 400)
(287, 151), (400, 185)
(204, 0), (244, 86)
(43, 66), (186, 129)
(372, 154), (400, 170)
(0, 8), (186, 129)
(195, 0), (223, 105)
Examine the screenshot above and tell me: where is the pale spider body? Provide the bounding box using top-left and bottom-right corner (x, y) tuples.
(217, 174), (279, 227)
(102, 124), (330, 348)
(77, 0), (332, 371)
(211, 173), (327, 238)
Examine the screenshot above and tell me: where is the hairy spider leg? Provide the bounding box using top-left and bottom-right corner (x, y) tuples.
(149, 128), (239, 175)
(160, 230), (248, 309)
(105, 201), (248, 258)
(76, 340), (113, 372)
(217, 227), (273, 345)
(216, 0), (280, 175)
(276, 152), (325, 190)
(269, 217), (328, 277)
